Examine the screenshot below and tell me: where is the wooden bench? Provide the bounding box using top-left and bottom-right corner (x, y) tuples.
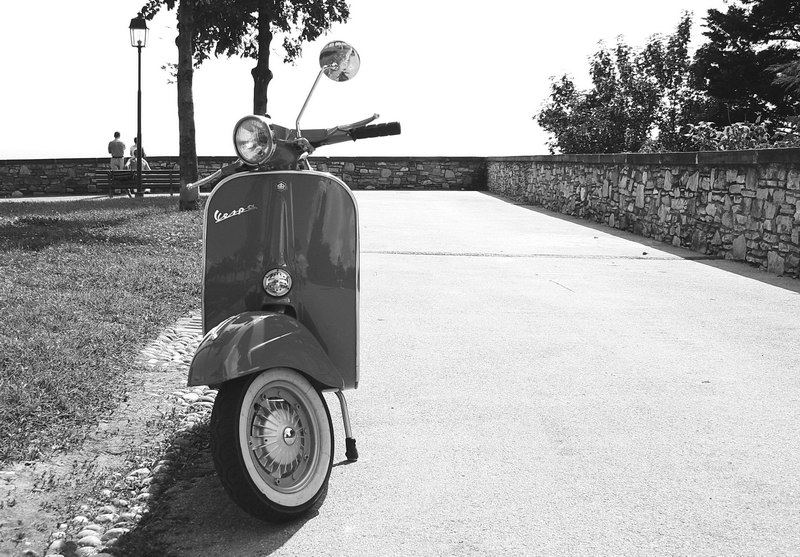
(93, 169), (180, 197)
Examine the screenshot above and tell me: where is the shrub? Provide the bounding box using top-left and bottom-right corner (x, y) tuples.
(684, 119), (800, 150)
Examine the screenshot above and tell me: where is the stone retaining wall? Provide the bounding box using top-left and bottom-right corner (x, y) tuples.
(487, 150), (800, 276)
(5, 150), (800, 276)
(0, 156), (486, 197)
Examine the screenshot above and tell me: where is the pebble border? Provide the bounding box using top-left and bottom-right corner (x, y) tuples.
(44, 312), (211, 557)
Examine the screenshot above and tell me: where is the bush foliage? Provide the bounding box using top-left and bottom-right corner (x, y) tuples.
(537, 0), (800, 153)
(536, 13), (698, 154)
(683, 120), (800, 151)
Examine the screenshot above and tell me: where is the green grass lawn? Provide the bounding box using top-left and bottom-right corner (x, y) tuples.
(0, 198), (204, 463)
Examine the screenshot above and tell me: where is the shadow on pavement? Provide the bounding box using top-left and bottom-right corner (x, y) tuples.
(486, 193), (800, 295)
(114, 422), (312, 557)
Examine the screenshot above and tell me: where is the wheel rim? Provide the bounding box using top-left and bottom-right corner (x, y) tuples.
(244, 379), (321, 494)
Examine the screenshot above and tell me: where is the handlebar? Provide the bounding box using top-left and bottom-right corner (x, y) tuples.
(309, 121), (402, 148)
(187, 117), (401, 187)
(349, 122), (402, 140)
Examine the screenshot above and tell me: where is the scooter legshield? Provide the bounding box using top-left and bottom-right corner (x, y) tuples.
(196, 170), (359, 390)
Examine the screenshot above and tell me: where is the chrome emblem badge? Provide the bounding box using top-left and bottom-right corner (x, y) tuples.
(276, 181), (287, 191)
(213, 203), (257, 224)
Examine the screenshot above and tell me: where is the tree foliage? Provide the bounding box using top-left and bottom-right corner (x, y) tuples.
(191, 0), (349, 65)
(536, 13), (696, 154)
(138, 0), (348, 208)
(690, 0), (800, 125)
(144, 0), (349, 115)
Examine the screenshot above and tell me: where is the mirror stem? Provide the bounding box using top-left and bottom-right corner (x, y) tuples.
(296, 64), (336, 138)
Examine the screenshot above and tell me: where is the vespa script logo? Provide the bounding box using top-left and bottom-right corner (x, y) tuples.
(213, 203), (258, 224)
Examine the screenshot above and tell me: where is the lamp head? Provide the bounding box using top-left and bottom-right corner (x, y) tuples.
(129, 16), (148, 48)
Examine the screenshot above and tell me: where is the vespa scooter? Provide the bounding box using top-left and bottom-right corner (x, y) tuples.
(186, 41), (400, 522)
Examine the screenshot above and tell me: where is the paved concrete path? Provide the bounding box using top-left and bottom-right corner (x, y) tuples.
(165, 191), (800, 555)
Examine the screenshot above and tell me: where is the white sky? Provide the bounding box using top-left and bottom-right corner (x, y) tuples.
(0, 0), (726, 159)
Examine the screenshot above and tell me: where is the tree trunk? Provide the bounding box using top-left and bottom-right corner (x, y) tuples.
(251, 5), (273, 116)
(176, 0), (201, 211)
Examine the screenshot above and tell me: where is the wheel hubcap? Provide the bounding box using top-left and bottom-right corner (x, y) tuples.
(247, 391), (314, 492)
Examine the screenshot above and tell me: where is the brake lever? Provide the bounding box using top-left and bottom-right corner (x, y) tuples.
(330, 114), (379, 132)
(187, 160), (244, 190)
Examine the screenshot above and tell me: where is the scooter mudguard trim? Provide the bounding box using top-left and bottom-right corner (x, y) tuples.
(187, 311), (345, 390)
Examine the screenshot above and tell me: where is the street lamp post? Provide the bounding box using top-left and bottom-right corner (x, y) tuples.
(129, 16), (148, 197)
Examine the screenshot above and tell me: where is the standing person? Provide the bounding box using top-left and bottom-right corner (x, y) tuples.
(108, 132), (126, 170)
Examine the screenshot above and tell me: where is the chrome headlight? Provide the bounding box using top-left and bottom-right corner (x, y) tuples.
(263, 268), (292, 297)
(233, 115), (276, 165)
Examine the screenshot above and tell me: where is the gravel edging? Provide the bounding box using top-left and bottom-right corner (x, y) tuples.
(42, 311), (212, 557)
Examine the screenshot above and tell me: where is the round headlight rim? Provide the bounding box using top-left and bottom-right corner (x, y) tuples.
(233, 114), (277, 166)
(262, 268), (293, 298)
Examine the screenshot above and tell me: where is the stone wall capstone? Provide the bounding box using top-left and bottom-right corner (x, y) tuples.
(0, 156), (486, 197)
(487, 150), (800, 277)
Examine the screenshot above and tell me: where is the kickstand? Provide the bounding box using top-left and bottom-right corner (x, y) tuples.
(335, 390), (358, 461)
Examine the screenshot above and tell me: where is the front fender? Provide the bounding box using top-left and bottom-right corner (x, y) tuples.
(188, 312), (345, 389)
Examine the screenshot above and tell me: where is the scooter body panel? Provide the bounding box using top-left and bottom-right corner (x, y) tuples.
(200, 170), (359, 389)
(187, 311), (345, 389)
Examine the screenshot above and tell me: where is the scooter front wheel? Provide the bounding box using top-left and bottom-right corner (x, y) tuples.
(210, 368), (333, 522)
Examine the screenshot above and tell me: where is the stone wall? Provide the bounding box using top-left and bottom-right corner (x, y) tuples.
(0, 156), (486, 197)
(487, 150), (800, 276)
(311, 157), (485, 190)
(5, 150), (800, 277)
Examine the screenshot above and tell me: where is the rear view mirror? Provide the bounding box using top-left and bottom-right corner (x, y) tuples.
(319, 41), (360, 82)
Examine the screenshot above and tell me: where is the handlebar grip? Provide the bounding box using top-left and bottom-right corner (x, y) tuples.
(349, 122), (401, 140)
